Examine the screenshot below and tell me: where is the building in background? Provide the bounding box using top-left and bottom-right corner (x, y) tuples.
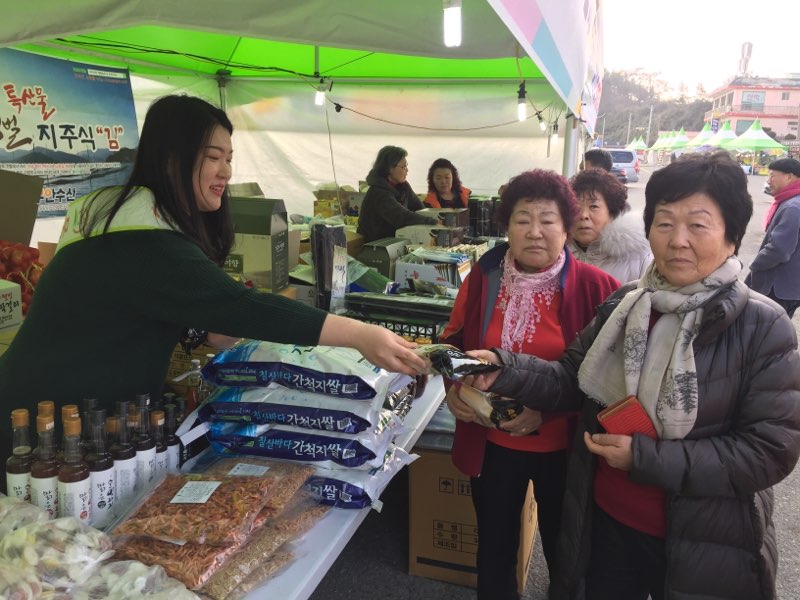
(706, 75), (800, 156)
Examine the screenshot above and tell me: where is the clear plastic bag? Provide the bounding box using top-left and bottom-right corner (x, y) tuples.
(0, 517), (114, 589)
(111, 474), (272, 545)
(0, 494), (51, 539)
(68, 560), (200, 600)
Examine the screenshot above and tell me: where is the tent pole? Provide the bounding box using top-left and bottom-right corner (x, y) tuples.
(562, 113), (578, 176)
(215, 69), (231, 111)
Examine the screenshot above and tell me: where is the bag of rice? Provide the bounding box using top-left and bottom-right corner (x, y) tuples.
(201, 341), (411, 401)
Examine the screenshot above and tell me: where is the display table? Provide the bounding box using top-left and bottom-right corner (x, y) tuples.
(245, 375), (446, 600)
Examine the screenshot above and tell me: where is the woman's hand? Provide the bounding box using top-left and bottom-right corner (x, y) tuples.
(206, 333), (243, 350)
(445, 385), (479, 423)
(462, 350), (502, 391)
(584, 432), (633, 471)
(352, 323), (427, 376)
(500, 407), (543, 437)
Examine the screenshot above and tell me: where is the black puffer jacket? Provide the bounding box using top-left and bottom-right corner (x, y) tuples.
(489, 281), (800, 600)
(356, 169), (437, 242)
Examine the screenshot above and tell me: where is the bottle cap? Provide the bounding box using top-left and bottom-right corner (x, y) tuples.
(64, 415), (81, 436)
(61, 404), (79, 420)
(37, 401), (55, 417)
(105, 416), (119, 434)
(150, 410), (165, 427)
(11, 409), (29, 427)
(36, 414), (54, 433)
(90, 408), (107, 426)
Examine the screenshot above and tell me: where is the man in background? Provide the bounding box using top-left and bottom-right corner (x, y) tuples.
(583, 148), (613, 171)
(746, 157), (800, 318)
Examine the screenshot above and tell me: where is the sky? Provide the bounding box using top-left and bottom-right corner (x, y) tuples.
(602, 0), (800, 96)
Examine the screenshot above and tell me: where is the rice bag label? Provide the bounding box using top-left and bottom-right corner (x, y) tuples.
(170, 480), (221, 504)
(227, 463), (270, 477)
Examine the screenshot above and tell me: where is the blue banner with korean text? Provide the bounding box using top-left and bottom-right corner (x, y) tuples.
(0, 48), (138, 218)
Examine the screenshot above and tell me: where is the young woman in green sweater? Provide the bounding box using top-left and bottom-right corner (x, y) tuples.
(0, 95), (425, 487)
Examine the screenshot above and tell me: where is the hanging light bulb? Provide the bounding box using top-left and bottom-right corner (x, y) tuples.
(517, 82), (527, 122)
(443, 0), (462, 47)
(537, 112), (547, 131)
(314, 78), (326, 106)
(551, 122), (559, 141)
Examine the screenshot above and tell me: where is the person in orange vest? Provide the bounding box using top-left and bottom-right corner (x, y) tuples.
(424, 158), (471, 209)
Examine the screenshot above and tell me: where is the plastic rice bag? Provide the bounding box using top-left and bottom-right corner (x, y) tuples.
(208, 416), (401, 470)
(0, 517), (114, 589)
(68, 560), (200, 600)
(201, 341), (411, 401)
(307, 446), (418, 509)
(199, 385), (393, 434)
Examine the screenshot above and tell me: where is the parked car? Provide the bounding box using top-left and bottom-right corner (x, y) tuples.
(609, 149), (639, 183)
(611, 166), (628, 185)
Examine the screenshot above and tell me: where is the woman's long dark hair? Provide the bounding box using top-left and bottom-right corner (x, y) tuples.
(80, 94), (235, 265)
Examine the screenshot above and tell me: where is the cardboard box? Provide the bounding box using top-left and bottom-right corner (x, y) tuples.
(0, 279), (22, 330)
(395, 225), (437, 247)
(419, 207), (470, 228)
(408, 449), (537, 592)
(357, 237), (409, 279)
(298, 229), (364, 260)
(287, 228), (301, 269)
(0, 169), (43, 246)
(226, 196), (288, 293)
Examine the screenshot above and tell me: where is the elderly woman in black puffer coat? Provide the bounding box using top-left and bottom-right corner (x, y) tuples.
(465, 152), (800, 600)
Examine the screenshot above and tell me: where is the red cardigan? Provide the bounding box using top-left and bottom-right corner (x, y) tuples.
(440, 244), (620, 476)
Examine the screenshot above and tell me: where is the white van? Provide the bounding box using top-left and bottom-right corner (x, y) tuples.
(609, 149), (640, 183)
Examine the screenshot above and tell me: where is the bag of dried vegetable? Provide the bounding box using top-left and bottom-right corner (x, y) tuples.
(111, 473), (272, 545)
(0, 517), (114, 589)
(0, 494), (51, 539)
(68, 560), (200, 600)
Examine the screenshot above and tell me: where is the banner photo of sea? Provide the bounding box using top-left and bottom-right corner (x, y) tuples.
(0, 48), (139, 218)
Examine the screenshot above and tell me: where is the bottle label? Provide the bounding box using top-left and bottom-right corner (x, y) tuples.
(30, 475), (58, 517)
(115, 456), (137, 508)
(155, 451), (168, 477)
(136, 447), (157, 491)
(58, 477), (92, 524)
(90, 466), (116, 529)
(166, 444), (181, 474)
(6, 472), (31, 502)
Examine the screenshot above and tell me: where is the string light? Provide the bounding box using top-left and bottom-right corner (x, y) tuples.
(443, 0), (462, 47)
(551, 122), (559, 141)
(315, 78), (332, 106)
(537, 112), (546, 131)
(517, 82), (527, 122)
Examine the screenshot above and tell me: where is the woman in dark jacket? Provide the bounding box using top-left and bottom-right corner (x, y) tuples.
(356, 145), (437, 242)
(466, 152), (800, 600)
(442, 170), (619, 600)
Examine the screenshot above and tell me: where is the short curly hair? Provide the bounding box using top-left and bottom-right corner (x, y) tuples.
(496, 169), (579, 233)
(643, 151), (752, 253)
(570, 169), (630, 218)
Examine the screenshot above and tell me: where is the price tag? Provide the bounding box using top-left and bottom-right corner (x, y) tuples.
(170, 481), (221, 503)
(228, 463), (270, 477)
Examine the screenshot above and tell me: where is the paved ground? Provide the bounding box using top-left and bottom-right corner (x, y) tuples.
(309, 163), (800, 600)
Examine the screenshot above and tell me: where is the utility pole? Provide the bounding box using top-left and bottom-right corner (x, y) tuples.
(626, 113), (633, 145)
(645, 104), (654, 146)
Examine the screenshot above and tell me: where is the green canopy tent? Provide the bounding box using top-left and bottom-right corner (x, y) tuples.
(0, 0), (602, 218)
(720, 119), (787, 174)
(626, 136), (648, 151)
(663, 127), (690, 150)
(684, 122), (714, 150)
(703, 121), (737, 148)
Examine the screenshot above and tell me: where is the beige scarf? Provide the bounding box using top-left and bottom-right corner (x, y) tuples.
(577, 257), (741, 439)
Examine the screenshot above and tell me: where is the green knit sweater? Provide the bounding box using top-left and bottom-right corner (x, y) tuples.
(0, 227), (327, 475)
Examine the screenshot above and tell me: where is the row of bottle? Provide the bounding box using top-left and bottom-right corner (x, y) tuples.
(5, 394), (184, 529)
